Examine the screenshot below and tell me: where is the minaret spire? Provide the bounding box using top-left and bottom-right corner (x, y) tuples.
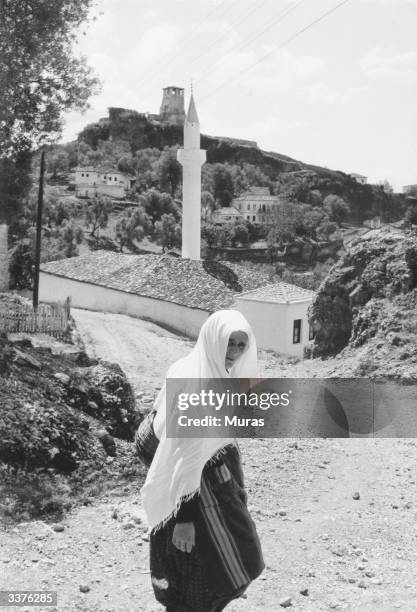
(177, 90), (206, 260)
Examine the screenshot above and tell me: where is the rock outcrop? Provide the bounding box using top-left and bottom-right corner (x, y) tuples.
(310, 230), (417, 363)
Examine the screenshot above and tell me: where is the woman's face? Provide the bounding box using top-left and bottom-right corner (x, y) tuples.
(225, 331), (248, 370)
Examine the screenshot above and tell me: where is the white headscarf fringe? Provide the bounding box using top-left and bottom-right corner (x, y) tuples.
(150, 443), (235, 534)
(141, 310), (258, 532)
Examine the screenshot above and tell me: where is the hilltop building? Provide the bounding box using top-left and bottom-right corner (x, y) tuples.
(147, 87), (257, 146)
(349, 173), (368, 185)
(177, 93), (206, 260)
(403, 184), (417, 196)
(211, 206), (244, 225)
(74, 167), (135, 200)
(234, 282), (316, 357)
(213, 135), (258, 148)
(159, 86), (186, 125)
(232, 187), (281, 224)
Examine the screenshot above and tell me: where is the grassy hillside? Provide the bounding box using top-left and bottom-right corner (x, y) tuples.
(74, 107), (405, 223)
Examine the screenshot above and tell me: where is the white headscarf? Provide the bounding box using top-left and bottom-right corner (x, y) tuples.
(141, 309), (258, 532)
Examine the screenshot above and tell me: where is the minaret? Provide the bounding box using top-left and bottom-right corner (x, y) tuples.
(177, 93), (206, 260)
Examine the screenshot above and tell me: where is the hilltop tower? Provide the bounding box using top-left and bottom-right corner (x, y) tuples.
(177, 94), (206, 260)
(159, 86), (185, 125)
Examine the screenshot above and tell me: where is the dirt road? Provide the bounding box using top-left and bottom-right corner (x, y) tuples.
(2, 309), (417, 611)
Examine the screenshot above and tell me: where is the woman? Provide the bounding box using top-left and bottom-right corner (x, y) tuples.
(136, 310), (264, 612)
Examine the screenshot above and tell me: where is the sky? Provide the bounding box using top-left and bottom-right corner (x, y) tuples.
(61, 0), (417, 191)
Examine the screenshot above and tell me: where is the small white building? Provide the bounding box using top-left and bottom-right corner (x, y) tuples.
(349, 173), (368, 185)
(234, 282), (316, 358)
(75, 167), (135, 200)
(403, 184), (417, 196)
(232, 187), (281, 224)
(211, 206), (244, 224)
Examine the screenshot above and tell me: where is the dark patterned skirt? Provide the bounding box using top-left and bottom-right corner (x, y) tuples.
(135, 414), (263, 611)
(150, 518), (222, 611)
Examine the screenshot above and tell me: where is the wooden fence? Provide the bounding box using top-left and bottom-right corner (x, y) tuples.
(0, 297), (71, 339)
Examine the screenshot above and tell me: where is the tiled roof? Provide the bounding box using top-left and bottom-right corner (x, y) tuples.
(236, 282), (315, 304)
(40, 252), (266, 312)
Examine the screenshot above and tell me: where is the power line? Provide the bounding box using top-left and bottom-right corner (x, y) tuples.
(187, 0), (269, 70)
(194, 0), (306, 85)
(200, 0), (351, 102)
(136, 0), (240, 100)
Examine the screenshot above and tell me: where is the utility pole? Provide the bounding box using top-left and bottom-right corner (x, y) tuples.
(33, 149), (45, 309)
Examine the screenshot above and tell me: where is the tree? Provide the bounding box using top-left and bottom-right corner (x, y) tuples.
(201, 191), (215, 222)
(154, 214), (181, 252)
(0, 0), (99, 159)
(323, 195), (350, 225)
(84, 196), (112, 241)
(267, 202), (299, 247)
(212, 164), (234, 207)
(297, 205), (326, 238)
(117, 155), (135, 176)
(230, 224), (250, 247)
(157, 148), (181, 196)
(201, 223), (222, 248)
(58, 220), (83, 257)
(0, 152), (32, 233)
(141, 189), (179, 224)
(114, 217), (141, 252)
(405, 204), (417, 226)
(115, 206), (152, 252)
(316, 219), (338, 241)
(0, 0), (99, 234)
(48, 150), (70, 180)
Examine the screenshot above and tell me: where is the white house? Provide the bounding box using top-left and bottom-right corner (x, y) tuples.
(75, 167), (135, 200)
(349, 173), (368, 185)
(232, 187), (281, 224)
(234, 282), (316, 358)
(211, 206), (244, 224)
(403, 184), (417, 196)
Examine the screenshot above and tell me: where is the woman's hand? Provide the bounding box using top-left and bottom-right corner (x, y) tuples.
(172, 522), (195, 552)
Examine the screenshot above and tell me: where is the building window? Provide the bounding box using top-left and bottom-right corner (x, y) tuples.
(252, 215), (256, 221)
(81, 173), (84, 177)
(246, 215), (250, 220)
(86, 173), (89, 177)
(293, 319), (301, 344)
(247, 204), (250, 211)
(309, 324), (315, 340)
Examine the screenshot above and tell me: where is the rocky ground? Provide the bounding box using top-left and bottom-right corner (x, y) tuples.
(1, 309), (417, 611)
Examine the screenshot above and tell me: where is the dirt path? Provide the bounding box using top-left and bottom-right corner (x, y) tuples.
(2, 310), (417, 611)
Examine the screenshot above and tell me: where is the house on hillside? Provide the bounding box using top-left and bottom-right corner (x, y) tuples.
(234, 282), (316, 358)
(232, 187), (281, 224)
(211, 206), (244, 225)
(75, 167), (136, 200)
(349, 173), (368, 185)
(403, 184), (417, 196)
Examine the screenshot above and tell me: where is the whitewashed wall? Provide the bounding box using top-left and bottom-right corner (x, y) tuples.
(234, 297), (313, 357)
(39, 272), (210, 338)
